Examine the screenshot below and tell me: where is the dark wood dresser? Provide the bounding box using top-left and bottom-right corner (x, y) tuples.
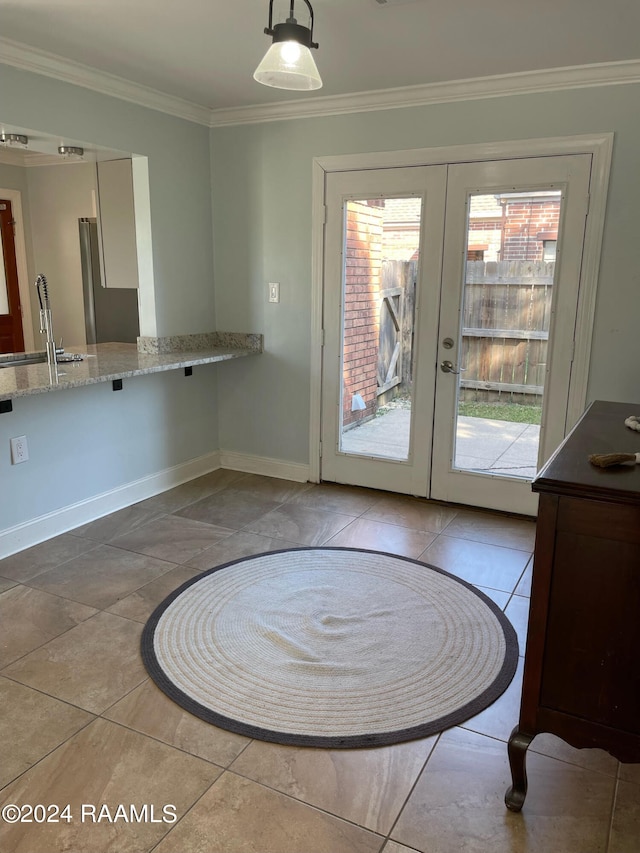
(505, 399), (640, 811)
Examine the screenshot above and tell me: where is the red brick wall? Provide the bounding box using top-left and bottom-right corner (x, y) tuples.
(342, 202), (382, 427)
(501, 200), (560, 260)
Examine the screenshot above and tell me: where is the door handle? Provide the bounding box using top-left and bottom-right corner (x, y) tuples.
(440, 360), (465, 375)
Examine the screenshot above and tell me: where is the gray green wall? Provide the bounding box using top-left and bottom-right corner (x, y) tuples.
(0, 63), (219, 545)
(211, 84), (640, 465)
(2, 58), (640, 546)
(0, 63), (215, 337)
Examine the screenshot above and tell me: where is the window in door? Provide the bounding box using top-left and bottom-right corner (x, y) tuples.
(339, 196), (423, 462)
(453, 190), (562, 479)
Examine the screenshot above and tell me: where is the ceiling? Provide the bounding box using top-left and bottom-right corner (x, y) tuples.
(0, 0), (639, 114)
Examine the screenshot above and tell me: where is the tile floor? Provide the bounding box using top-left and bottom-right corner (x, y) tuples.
(0, 470), (638, 853)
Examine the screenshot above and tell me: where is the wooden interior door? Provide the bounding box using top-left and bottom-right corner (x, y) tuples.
(0, 199), (25, 353)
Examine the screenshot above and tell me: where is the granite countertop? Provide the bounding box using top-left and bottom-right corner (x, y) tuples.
(0, 335), (262, 403)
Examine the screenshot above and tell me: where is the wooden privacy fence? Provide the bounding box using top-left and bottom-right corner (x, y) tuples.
(460, 260), (554, 404)
(344, 258), (550, 422)
(376, 260), (417, 402)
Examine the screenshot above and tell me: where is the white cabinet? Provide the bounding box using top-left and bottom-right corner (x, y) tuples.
(96, 159), (139, 289)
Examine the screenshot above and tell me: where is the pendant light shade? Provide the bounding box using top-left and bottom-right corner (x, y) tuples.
(254, 0), (322, 91)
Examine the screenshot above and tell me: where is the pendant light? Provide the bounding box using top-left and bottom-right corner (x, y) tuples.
(254, 0), (322, 91)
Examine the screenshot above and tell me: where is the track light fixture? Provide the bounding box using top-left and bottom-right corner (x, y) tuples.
(58, 145), (84, 159)
(0, 133), (28, 147)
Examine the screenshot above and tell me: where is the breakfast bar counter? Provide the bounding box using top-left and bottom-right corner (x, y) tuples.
(0, 334), (262, 404)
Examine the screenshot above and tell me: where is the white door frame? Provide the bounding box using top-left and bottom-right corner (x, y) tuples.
(309, 133), (613, 487)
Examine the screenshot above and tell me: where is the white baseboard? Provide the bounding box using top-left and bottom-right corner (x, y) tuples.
(220, 450), (310, 483)
(0, 451), (221, 559)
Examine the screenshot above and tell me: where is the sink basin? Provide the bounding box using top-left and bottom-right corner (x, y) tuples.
(0, 353), (48, 368)
(0, 351), (85, 368)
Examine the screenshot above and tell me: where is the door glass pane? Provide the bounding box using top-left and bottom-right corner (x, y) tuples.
(0, 234), (8, 315)
(339, 196), (422, 461)
(453, 189), (562, 479)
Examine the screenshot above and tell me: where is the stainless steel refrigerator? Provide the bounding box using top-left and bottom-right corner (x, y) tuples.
(79, 217), (140, 344)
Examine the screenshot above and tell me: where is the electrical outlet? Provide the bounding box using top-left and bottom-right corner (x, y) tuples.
(10, 435), (29, 465)
(268, 282), (280, 303)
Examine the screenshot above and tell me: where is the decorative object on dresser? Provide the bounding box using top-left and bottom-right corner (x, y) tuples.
(505, 400), (640, 812)
(589, 451), (640, 467)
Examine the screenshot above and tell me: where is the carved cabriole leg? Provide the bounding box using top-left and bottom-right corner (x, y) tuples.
(505, 727), (534, 812)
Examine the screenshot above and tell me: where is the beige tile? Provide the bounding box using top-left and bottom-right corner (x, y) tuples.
(462, 656), (524, 743)
(244, 503), (354, 546)
(442, 508), (536, 551)
(154, 772), (383, 853)
(135, 469), (249, 513)
(515, 557), (533, 597)
(530, 733), (619, 777)
(105, 678), (250, 766)
(224, 474), (313, 503)
(0, 676), (93, 789)
(363, 496), (458, 534)
(0, 585), (97, 667)
(175, 490), (282, 528)
(28, 543), (177, 609)
(230, 736), (437, 834)
(392, 727), (615, 853)
(383, 844), (421, 853)
(3, 611), (147, 713)
(0, 718), (221, 853)
(110, 514), (235, 564)
(290, 482), (383, 516)
(70, 504), (166, 543)
(609, 779), (640, 853)
(504, 593), (530, 653)
(476, 585), (510, 609)
(6, 481), (628, 853)
(106, 565), (200, 623)
(619, 762), (640, 784)
(0, 576), (18, 593)
(324, 518), (436, 558)
(0, 533), (96, 582)
(419, 534), (531, 593)
(184, 531), (302, 571)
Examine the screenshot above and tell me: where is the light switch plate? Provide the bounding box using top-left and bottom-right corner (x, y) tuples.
(268, 282), (280, 303)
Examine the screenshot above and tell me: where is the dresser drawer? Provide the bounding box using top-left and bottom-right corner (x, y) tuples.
(557, 495), (640, 544)
(539, 529), (640, 733)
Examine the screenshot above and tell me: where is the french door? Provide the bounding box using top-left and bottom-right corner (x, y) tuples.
(320, 154), (592, 515)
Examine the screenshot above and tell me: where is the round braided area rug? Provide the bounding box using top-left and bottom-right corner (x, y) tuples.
(142, 547), (518, 748)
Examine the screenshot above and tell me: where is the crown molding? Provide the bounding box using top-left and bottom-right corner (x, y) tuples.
(208, 59), (640, 127)
(1, 36), (639, 130)
(0, 37), (211, 126)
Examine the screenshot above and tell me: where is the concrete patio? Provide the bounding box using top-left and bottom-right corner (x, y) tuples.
(341, 409), (540, 479)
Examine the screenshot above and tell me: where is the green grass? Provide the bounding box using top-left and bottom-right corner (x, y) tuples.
(458, 401), (542, 424)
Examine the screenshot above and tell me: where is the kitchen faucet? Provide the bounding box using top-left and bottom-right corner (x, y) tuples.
(35, 273), (59, 371)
